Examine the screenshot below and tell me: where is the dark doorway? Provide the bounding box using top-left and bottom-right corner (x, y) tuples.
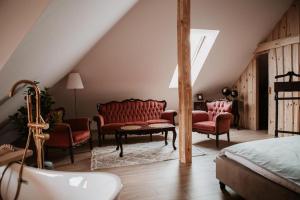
(257, 53), (269, 130)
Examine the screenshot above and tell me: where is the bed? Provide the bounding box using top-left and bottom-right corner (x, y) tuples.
(216, 136), (300, 200)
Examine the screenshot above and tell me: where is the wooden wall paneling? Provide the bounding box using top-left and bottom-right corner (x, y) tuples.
(279, 14), (288, 38)
(267, 33), (273, 42)
(253, 59), (258, 130)
(293, 44), (300, 132)
(247, 59), (257, 130)
(237, 73), (243, 128)
(275, 47), (285, 135)
(237, 77), (243, 128)
(268, 49), (277, 135)
(234, 1), (299, 133)
(290, 0), (300, 133)
(287, 1), (300, 37)
(238, 76), (245, 128)
(242, 68), (247, 128)
(272, 23), (280, 41)
(247, 62), (253, 129)
(243, 66), (249, 129)
(283, 45), (294, 134)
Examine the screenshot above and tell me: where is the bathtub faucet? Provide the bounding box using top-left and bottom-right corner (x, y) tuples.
(10, 80), (50, 169)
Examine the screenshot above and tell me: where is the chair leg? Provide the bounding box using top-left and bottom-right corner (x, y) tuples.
(102, 134), (105, 145)
(115, 132), (119, 146)
(98, 131), (102, 146)
(89, 136), (93, 150)
(227, 132), (230, 143)
(69, 147), (74, 164)
(207, 134), (210, 138)
(216, 134), (219, 148)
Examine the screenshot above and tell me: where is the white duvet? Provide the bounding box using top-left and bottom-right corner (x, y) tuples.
(220, 136), (300, 193)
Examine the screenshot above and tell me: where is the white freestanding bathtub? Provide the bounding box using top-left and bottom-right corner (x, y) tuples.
(0, 164), (122, 200)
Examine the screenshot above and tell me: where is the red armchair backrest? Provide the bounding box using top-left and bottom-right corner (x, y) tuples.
(97, 99), (166, 123)
(207, 101), (232, 121)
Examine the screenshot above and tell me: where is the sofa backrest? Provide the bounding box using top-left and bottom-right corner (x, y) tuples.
(207, 100), (232, 121)
(97, 99), (167, 124)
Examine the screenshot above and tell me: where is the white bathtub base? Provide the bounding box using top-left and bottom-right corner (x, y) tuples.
(0, 164), (122, 200)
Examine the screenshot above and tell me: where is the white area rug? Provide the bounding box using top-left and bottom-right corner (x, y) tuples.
(91, 141), (206, 170)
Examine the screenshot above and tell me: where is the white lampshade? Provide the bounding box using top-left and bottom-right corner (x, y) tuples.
(66, 72), (84, 89)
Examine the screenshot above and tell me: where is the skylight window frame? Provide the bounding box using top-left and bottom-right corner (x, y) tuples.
(169, 29), (219, 88)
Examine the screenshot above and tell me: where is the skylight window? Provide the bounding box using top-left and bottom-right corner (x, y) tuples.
(169, 29), (219, 88)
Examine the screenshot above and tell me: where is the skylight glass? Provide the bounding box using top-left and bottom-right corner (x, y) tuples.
(169, 29), (219, 88)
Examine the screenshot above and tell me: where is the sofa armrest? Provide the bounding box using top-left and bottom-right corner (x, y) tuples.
(46, 123), (73, 147)
(93, 114), (105, 131)
(161, 110), (177, 125)
(65, 118), (90, 131)
(192, 110), (209, 123)
(216, 112), (232, 133)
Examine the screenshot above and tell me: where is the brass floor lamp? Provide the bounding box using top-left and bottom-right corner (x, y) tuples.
(66, 72), (84, 117)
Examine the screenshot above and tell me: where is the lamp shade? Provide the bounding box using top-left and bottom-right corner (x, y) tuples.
(66, 73), (84, 89)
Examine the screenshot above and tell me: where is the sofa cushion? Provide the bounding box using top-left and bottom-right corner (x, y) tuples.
(72, 131), (90, 144)
(102, 123), (125, 132)
(193, 121), (216, 133)
(124, 121), (148, 126)
(146, 119), (170, 124)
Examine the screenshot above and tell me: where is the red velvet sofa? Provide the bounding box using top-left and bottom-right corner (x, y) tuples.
(192, 100), (232, 148)
(93, 99), (177, 146)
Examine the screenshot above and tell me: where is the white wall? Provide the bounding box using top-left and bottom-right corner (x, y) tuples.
(51, 0), (291, 120)
(0, 0), (137, 123)
(0, 0), (49, 71)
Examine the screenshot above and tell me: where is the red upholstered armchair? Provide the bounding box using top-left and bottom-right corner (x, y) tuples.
(45, 108), (92, 163)
(192, 101), (232, 148)
(93, 99), (177, 146)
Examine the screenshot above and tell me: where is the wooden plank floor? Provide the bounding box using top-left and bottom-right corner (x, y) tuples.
(50, 129), (270, 200)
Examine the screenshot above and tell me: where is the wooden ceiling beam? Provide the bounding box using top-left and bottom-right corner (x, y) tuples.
(255, 35), (300, 53)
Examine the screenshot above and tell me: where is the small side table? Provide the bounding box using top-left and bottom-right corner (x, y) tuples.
(194, 101), (207, 111)
(115, 124), (177, 157)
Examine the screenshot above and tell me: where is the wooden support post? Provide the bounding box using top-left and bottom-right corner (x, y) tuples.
(177, 0), (192, 164)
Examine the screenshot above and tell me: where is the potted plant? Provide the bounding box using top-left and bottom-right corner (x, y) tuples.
(9, 82), (55, 135)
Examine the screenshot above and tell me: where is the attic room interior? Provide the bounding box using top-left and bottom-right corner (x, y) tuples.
(0, 0), (299, 199)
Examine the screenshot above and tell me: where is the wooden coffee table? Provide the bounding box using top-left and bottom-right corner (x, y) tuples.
(115, 123), (177, 157)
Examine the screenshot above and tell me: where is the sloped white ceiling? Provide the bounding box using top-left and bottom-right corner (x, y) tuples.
(0, 0), (49, 71)
(0, 0), (138, 122)
(52, 0), (292, 119)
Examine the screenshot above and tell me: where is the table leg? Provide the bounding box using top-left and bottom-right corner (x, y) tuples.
(115, 132), (119, 150)
(119, 133), (123, 157)
(164, 131), (168, 145)
(172, 129), (177, 150)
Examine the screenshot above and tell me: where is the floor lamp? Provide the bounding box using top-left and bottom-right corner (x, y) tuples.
(66, 72), (84, 117)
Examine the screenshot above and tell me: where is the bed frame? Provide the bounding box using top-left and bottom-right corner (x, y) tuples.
(274, 71), (300, 137)
(216, 156), (300, 200)
(216, 71), (300, 199)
